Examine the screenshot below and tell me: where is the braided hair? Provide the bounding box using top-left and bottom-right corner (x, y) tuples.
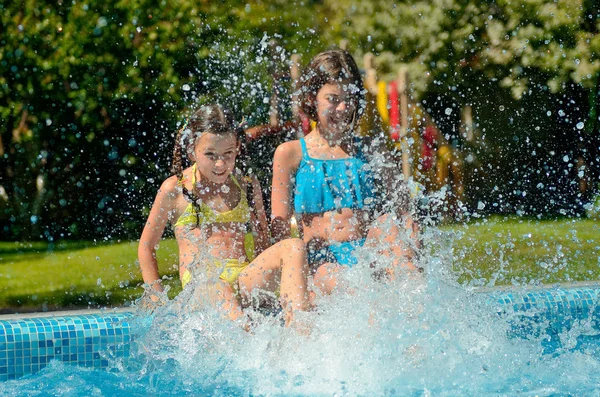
(171, 104), (254, 228)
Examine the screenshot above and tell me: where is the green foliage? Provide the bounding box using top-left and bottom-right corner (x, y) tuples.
(3, 0), (599, 240)
(322, 0), (600, 97)
(0, 0), (323, 240)
(322, 0), (600, 216)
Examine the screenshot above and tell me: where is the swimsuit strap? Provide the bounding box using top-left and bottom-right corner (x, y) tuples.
(191, 163), (197, 185)
(230, 174), (243, 192)
(299, 138), (309, 159)
(178, 163), (197, 189)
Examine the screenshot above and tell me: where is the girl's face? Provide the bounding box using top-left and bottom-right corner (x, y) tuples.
(192, 132), (238, 184)
(315, 82), (358, 136)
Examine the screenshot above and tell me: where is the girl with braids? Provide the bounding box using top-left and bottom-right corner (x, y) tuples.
(271, 49), (420, 296)
(138, 104), (310, 327)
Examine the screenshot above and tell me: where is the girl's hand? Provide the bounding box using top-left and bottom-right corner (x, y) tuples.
(136, 291), (168, 313)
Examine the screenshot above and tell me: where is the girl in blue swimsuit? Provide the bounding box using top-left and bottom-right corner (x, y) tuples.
(271, 50), (419, 295)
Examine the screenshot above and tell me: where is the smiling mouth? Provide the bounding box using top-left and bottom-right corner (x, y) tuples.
(329, 114), (353, 124)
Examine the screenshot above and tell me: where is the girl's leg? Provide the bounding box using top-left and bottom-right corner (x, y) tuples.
(366, 213), (419, 277)
(312, 262), (342, 295)
(211, 280), (245, 323)
(238, 238), (310, 326)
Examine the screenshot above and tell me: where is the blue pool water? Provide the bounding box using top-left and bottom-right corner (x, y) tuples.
(2, 222), (600, 396)
(1, 280), (600, 396)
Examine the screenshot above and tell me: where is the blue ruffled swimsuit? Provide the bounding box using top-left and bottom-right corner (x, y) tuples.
(294, 138), (377, 266)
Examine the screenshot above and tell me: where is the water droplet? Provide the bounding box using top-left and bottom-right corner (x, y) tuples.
(563, 155), (569, 162)
(499, 105), (505, 111)
(182, 84), (191, 91)
(221, 184), (230, 193)
(576, 122), (584, 130)
(444, 108), (452, 115)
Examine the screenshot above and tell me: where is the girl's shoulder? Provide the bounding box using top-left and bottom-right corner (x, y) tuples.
(274, 139), (303, 165)
(163, 165), (196, 190)
(154, 176), (179, 201)
(160, 175), (180, 191)
(159, 173), (190, 199)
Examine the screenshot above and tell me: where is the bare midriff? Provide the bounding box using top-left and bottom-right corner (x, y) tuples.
(300, 208), (370, 244)
(174, 223), (248, 278)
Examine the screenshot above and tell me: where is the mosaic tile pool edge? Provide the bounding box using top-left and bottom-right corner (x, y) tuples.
(492, 287), (600, 331)
(490, 287), (600, 354)
(1, 286), (599, 381)
(0, 312), (133, 381)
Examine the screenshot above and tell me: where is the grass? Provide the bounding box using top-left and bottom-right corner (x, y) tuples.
(440, 217), (600, 286)
(0, 217), (599, 311)
(0, 239), (182, 312)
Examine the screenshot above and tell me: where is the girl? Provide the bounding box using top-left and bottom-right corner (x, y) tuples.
(138, 104), (310, 326)
(271, 49), (419, 295)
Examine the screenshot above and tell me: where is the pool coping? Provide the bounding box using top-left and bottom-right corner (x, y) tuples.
(472, 280), (600, 293)
(0, 307), (133, 320)
(1, 281), (600, 381)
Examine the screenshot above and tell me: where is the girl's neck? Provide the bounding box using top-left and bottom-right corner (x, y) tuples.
(314, 127), (354, 154)
(194, 166), (231, 194)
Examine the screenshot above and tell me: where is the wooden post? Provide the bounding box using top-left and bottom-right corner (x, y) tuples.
(363, 53), (378, 96)
(290, 54), (301, 81)
(462, 105), (474, 142)
(268, 40), (279, 128)
(397, 67), (410, 180)
(290, 54), (307, 138)
(363, 52), (375, 70)
(290, 53), (301, 119)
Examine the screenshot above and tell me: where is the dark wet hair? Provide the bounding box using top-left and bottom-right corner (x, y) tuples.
(171, 104), (253, 227)
(171, 104), (242, 176)
(296, 49), (365, 124)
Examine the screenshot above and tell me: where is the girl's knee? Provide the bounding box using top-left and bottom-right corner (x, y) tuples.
(281, 238), (306, 253)
(314, 262), (335, 279)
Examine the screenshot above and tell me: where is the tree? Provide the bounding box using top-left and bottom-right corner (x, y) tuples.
(321, 0), (600, 216)
(0, 0), (323, 240)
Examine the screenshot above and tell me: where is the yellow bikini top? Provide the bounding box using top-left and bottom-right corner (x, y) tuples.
(173, 164), (251, 228)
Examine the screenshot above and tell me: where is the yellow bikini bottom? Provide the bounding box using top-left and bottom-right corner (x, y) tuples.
(181, 258), (249, 290)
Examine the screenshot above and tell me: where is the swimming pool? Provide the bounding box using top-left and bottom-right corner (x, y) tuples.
(1, 282), (599, 395)
(0, 309), (132, 381)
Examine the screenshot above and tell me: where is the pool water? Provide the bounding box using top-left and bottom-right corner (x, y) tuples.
(2, 228), (600, 396)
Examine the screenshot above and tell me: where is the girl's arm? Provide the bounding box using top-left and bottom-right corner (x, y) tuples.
(249, 176), (270, 255)
(270, 141), (300, 242)
(138, 177), (178, 294)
